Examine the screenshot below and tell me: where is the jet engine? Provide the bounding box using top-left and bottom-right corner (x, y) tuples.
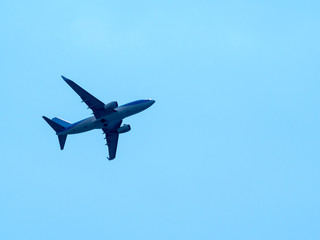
(117, 124), (131, 134)
(104, 101), (118, 110)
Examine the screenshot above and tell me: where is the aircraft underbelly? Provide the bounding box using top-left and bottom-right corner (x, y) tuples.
(68, 113), (121, 134)
(68, 124), (96, 134)
(66, 117), (98, 134)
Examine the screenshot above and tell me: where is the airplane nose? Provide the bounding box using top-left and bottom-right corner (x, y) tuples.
(144, 99), (155, 109)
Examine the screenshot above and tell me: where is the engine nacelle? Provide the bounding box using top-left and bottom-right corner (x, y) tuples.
(104, 101), (118, 110)
(117, 124), (131, 134)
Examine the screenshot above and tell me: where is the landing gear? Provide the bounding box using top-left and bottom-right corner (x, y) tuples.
(100, 119), (108, 127)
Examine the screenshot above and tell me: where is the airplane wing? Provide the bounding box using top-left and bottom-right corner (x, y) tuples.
(102, 120), (122, 160)
(62, 76), (110, 118)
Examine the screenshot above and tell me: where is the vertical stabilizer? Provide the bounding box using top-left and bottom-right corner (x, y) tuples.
(52, 117), (72, 128)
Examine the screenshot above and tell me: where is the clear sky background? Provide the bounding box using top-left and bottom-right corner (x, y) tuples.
(1, 0), (320, 239)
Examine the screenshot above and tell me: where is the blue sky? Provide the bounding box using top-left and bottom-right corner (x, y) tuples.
(1, 0), (320, 239)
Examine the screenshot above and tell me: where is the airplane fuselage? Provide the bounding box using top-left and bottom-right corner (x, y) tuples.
(57, 99), (155, 135)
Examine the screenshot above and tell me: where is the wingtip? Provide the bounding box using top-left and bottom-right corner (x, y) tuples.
(61, 75), (70, 82)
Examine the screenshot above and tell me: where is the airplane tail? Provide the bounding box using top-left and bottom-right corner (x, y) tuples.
(52, 117), (72, 128)
(42, 116), (69, 150)
(57, 135), (67, 150)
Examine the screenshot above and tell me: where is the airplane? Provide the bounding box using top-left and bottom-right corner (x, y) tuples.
(43, 76), (155, 160)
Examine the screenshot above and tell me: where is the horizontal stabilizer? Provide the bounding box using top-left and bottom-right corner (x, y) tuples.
(43, 116), (65, 133)
(58, 135), (67, 150)
(43, 116), (68, 150)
